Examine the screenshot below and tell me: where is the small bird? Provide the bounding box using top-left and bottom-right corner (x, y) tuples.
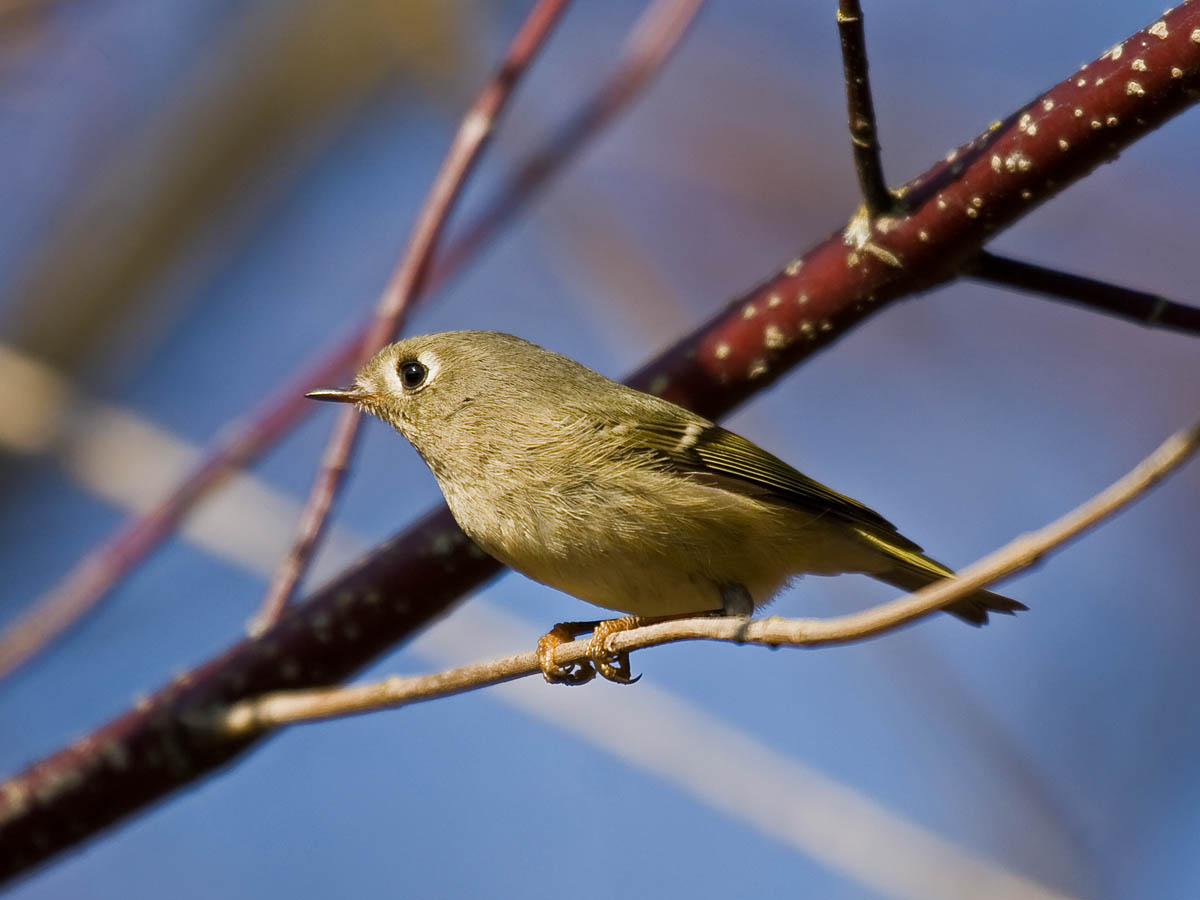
(309, 331), (1024, 683)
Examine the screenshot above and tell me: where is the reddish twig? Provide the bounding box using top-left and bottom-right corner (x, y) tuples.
(5, 0), (701, 681)
(2, 3), (1198, 885)
(250, 0), (574, 632)
(0, 0), (703, 683)
(0, 336), (360, 682)
(428, 0), (706, 281)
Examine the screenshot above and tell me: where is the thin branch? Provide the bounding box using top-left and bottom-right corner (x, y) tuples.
(968, 250), (1200, 336)
(0, 340), (360, 681)
(3, 4), (1199, 884)
(213, 413), (1200, 734)
(246, 0), (572, 632)
(836, 0), (893, 216)
(0, 0), (703, 682)
(427, 0), (706, 281)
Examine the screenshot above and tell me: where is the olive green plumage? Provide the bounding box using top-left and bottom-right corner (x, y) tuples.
(311, 331), (1024, 625)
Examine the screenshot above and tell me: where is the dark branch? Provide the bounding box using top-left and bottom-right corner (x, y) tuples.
(968, 251), (1200, 336)
(836, 0), (894, 216)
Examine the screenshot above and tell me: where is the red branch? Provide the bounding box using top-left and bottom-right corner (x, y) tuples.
(2, 3), (1198, 886)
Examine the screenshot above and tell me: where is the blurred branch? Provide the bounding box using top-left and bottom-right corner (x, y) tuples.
(967, 251), (1200, 336)
(0, 0), (705, 682)
(0, 340), (355, 682)
(252, 0), (573, 631)
(215, 413), (1200, 731)
(3, 2), (1199, 885)
(3, 0), (468, 371)
(0, 0), (70, 29)
(836, 0), (894, 216)
(427, 0), (706, 279)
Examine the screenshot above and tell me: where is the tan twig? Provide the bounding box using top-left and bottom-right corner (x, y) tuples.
(216, 414), (1200, 736)
(250, 0), (572, 632)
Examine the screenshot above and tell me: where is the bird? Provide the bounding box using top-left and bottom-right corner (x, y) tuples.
(308, 330), (1024, 683)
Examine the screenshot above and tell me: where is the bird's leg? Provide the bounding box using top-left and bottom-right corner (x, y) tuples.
(719, 583), (755, 642)
(536, 621), (602, 685)
(719, 582), (754, 617)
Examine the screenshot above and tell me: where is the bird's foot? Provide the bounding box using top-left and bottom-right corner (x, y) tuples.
(536, 623), (596, 685)
(585, 616), (644, 685)
(537, 617), (657, 685)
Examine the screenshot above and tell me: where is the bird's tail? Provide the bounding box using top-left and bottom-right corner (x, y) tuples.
(856, 530), (1027, 626)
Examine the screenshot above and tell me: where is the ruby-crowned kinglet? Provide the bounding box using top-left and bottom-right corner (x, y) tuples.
(309, 331), (1024, 682)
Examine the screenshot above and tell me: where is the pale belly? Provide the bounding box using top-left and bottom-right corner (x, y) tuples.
(440, 470), (874, 618)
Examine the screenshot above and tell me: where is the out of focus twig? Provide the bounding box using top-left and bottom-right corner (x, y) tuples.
(428, 0), (706, 279)
(0, 0), (705, 680)
(0, 0), (709, 707)
(217, 413), (1200, 733)
(5, 1), (465, 370)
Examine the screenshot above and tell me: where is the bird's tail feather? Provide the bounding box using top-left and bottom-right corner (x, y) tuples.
(856, 530), (1027, 626)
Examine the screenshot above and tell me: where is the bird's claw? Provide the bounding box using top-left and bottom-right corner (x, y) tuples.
(592, 651), (640, 685)
(586, 617), (642, 685)
(536, 617), (645, 686)
(536, 624), (595, 685)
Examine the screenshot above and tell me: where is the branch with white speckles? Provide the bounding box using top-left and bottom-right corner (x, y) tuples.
(212, 414), (1200, 733)
(4, 2), (1200, 887)
(837, 1), (1200, 335)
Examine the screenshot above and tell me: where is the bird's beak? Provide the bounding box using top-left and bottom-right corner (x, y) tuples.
(305, 387), (370, 404)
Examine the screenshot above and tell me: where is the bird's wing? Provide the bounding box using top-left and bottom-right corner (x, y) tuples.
(625, 418), (905, 537)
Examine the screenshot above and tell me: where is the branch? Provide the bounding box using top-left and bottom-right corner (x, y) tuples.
(0, 0), (703, 682)
(836, 0), (894, 216)
(967, 250), (1200, 336)
(213, 413), (1200, 733)
(3, 3), (1199, 884)
(251, 0), (573, 630)
(426, 0), (705, 281)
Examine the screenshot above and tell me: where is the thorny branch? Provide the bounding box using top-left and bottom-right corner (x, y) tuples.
(3, 1), (1200, 886)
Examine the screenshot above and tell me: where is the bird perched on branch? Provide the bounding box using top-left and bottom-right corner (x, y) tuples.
(309, 331), (1024, 684)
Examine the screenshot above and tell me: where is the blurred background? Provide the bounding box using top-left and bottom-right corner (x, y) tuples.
(1, 1), (1198, 897)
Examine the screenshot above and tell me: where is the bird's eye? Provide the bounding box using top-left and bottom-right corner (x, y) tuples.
(399, 361), (427, 389)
